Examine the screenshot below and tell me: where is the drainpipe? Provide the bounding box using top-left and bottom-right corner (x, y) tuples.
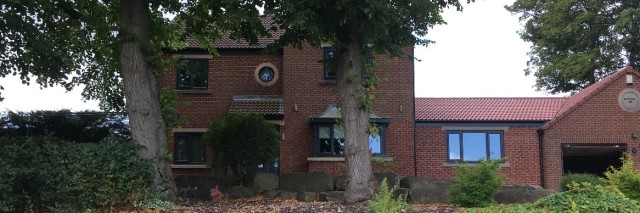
(413, 98), (418, 176)
(537, 128), (545, 188)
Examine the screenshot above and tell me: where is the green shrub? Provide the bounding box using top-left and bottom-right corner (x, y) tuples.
(367, 178), (413, 213)
(534, 182), (640, 212)
(560, 173), (602, 191)
(204, 113), (280, 178)
(449, 159), (504, 208)
(604, 153), (640, 200)
(0, 136), (154, 212)
(464, 203), (543, 213)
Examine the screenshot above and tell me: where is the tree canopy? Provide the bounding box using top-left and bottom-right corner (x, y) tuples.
(506, 0), (640, 94)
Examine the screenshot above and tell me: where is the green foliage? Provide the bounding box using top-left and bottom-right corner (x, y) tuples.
(464, 203), (543, 213)
(604, 153), (640, 200)
(0, 110), (130, 142)
(534, 182), (640, 212)
(506, 0), (640, 94)
(366, 178), (413, 213)
(203, 113), (280, 178)
(133, 187), (175, 210)
(449, 160), (505, 208)
(370, 155), (394, 172)
(0, 136), (155, 212)
(560, 173), (602, 191)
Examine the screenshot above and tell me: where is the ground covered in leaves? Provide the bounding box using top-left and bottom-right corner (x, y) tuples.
(164, 197), (460, 213)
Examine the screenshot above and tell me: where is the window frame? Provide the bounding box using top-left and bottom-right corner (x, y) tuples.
(176, 59), (209, 90)
(323, 47), (337, 80)
(173, 133), (206, 164)
(446, 130), (504, 163)
(323, 47), (374, 80)
(312, 124), (386, 157)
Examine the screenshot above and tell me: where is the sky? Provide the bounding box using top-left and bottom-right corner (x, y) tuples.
(0, 0), (559, 112)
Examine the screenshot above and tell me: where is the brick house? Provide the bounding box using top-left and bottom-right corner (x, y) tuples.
(161, 25), (640, 189)
(416, 66), (640, 190)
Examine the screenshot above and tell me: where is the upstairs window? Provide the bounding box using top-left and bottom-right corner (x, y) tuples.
(176, 59), (208, 90)
(323, 47), (374, 80)
(174, 133), (206, 164)
(323, 48), (337, 79)
(447, 131), (503, 162)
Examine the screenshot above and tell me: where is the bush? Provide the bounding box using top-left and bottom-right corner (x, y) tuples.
(560, 173), (602, 191)
(0, 136), (154, 212)
(367, 178), (413, 213)
(449, 160), (504, 208)
(604, 153), (640, 200)
(534, 182), (640, 212)
(464, 203), (543, 213)
(204, 113), (280, 178)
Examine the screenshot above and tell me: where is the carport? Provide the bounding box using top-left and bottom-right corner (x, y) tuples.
(562, 144), (625, 176)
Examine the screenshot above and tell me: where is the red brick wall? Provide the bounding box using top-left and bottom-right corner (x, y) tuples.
(281, 44), (416, 177)
(415, 126), (542, 186)
(543, 74), (640, 190)
(160, 50), (284, 174)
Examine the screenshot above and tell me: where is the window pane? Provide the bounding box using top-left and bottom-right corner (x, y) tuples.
(177, 69), (191, 88)
(369, 130), (381, 154)
(324, 48), (336, 78)
(489, 133), (502, 160)
(333, 125), (344, 155)
(191, 135), (205, 163)
(191, 60), (208, 88)
(318, 126), (331, 153)
(448, 133), (460, 160)
(175, 135), (188, 162)
(462, 133), (487, 161)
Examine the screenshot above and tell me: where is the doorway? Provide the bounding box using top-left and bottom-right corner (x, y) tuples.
(562, 144), (625, 176)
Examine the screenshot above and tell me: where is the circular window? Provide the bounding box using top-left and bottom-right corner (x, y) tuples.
(255, 63), (279, 86)
(618, 88), (640, 113)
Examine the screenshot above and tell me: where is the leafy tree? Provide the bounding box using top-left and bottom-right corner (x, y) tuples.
(506, 0), (640, 94)
(203, 113), (280, 179)
(1, 0), (268, 198)
(263, 0), (469, 202)
(0, 110), (130, 142)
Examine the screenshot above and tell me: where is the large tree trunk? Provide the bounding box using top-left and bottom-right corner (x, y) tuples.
(120, 0), (176, 199)
(337, 18), (376, 203)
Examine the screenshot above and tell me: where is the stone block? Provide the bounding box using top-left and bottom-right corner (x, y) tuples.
(243, 172), (279, 191)
(296, 191), (318, 202)
(279, 172), (334, 192)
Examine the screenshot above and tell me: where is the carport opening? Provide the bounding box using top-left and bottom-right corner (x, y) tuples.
(562, 144), (625, 176)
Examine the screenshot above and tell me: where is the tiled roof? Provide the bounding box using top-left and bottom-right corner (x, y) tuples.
(184, 16), (283, 49)
(542, 66), (638, 129)
(228, 96), (284, 116)
(415, 97), (567, 122)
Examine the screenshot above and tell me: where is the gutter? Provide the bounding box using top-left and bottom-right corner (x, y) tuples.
(537, 128), (545, 188)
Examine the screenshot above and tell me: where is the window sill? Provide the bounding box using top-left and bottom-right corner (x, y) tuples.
(174, 89), (212, 94)
(171, 164), (208, 169)
(442, 162), (510, 168)
(307, 156), (394, 162)
(318, 80), (336, 85)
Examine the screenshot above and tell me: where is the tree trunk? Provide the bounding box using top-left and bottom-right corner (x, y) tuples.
(120, 0), (176, 199)
(337, 18), (376, 203)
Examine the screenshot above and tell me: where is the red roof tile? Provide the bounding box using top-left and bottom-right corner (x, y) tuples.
(415, 97), (567, 122)
(542, 66), (638, 129)
(184, 16), (283, 49)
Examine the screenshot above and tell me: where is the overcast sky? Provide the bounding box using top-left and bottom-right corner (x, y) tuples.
(0, 0), (560, 112)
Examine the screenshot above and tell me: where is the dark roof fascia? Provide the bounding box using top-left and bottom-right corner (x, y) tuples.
(263, 114), (284, 121)
(415, 120), (548, 127)
(309, 117), (391, 124)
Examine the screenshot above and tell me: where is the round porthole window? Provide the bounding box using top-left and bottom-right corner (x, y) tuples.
(255, 63), (279, 86)
(618, 88), (640, 113)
